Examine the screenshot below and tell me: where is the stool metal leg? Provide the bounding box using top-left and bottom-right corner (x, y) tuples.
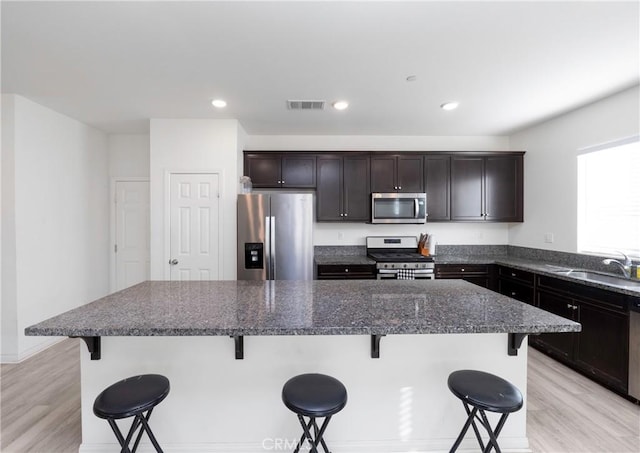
(107, 419), (130, 453)
(450, 401), (511, 453)
(293, 414), (333, 453)
(138, 412), (164, 453)
(449, 404), (480, 453)
(478, 410), (509, 453)
(295, 414), (318, 453)
(105, 409), (163, 453)
(312, 418), (332, 453)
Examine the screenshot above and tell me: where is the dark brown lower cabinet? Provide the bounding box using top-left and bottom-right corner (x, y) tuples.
(534, 276), (629, 393)
(574, 301), (628, 391)
(536, 289), (578, 361)
(316, 264), (376, 280)
(435, 264), (495, 289)
(496, 266), (535, 305)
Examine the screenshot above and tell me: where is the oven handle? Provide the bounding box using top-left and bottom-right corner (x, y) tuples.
(377, 268), (434, 274)
(414, 198), (419, 219)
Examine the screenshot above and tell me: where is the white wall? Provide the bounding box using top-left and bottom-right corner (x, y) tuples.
(247, 134), (513, 246)
(1, 95), (18, 358)
(149, 119), (244, 280)
(509, 85), (640, 252)
(1, 94), (110, 362)
(108, 134), (150, 178)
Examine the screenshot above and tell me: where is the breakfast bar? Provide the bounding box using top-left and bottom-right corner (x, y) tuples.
(26, 279), (580, 453)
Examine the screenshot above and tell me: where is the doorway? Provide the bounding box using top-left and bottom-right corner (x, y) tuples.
(167, 172), (221, 281)
(112, 179), (150, 291)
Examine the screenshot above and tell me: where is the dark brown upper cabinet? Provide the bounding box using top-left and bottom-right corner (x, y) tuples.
(244, 153), (316, 188)
(424, 155), (450, 221)
(244, 150), (523, 224)
(450, 154), (523, 222)
(316, 154), (370, 221)
(370, 154), (423, 193)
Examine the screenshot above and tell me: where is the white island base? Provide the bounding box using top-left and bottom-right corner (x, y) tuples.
(79, 334), (529, 453)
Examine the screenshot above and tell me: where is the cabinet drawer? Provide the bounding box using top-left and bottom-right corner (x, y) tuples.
(498, 266), (534, 285)
(499, 279), (534, 304)
(317, 264), (376, 279)
(436, 264), (490, 276)
(537, 275), (627, 312)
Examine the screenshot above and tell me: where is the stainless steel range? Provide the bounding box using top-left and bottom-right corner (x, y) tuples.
(366, 236), (435, 280)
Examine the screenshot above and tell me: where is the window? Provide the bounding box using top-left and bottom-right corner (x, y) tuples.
(577, 136), (640, 257)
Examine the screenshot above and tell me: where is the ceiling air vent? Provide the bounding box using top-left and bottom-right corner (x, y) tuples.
(287, 100), (325, 110)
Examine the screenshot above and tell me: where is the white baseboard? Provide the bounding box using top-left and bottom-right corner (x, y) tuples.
(80, 437), (531, 453)
(0, 336), (65, 363)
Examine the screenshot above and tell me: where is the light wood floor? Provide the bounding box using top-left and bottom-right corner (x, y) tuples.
(1, 339), (638, 452)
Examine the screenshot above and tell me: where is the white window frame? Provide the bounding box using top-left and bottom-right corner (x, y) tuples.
(577, 135), (640, 258)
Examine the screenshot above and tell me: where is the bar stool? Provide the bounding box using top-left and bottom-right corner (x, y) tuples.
(447, 370), (523, 453)
(282, 373), (347, 453)
(93, 374), (170, 453)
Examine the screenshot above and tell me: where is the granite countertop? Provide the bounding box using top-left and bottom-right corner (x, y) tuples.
(25, 280), (579, 337)
(434, 255), (640, 297)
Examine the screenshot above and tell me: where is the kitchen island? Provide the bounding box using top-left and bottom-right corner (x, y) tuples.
(26, 280), (580, 453)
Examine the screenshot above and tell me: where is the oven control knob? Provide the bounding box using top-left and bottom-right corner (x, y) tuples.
(403, 264), (407, 268)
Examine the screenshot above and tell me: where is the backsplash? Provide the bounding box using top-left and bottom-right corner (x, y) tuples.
(435, 244), (508, 256)
(507, 246), (636, 276)
(314, 246), (367, 257)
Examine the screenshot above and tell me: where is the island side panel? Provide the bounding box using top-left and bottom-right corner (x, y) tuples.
(80, 334), (529, 453)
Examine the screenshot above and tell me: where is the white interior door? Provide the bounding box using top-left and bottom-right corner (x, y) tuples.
(115, 180), (150, 290)
(169, 173), (220, 281)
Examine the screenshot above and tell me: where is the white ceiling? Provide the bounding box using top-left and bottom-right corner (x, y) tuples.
(2, 1), (638, 136)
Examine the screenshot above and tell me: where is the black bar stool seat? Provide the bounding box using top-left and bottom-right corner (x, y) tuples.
(94, 374), (170, 453)
(448, 370), (523, 453)
(282, 373), (347, 453)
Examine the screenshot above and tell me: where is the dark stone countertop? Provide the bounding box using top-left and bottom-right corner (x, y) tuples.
(434, 255), (640, 297)
(25, 280), (580, 337)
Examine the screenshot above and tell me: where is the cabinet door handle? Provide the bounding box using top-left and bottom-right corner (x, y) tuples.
(461, 268), (465, 272)
(511, 292), (517, 296)
(398, 186), (402, 190)
(344, 213), (348, 217)
(511, 272), (516, 277)
(567, 303), (572, 309)
(345, 269), (349, 273)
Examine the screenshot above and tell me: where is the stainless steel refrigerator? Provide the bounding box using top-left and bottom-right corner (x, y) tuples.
(237, 193), (314, 280)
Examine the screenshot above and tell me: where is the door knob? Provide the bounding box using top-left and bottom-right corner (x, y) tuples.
(169, 259), (178, 265)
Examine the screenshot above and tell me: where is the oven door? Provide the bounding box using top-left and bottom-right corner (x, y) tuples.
(371, 193), (427, 224)
(377, 269), (434, 280)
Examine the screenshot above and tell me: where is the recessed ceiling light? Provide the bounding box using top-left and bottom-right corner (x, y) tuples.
(211, 99), (227, 108)
(440, 102), (459, 111)
(332, 100), (349, 111)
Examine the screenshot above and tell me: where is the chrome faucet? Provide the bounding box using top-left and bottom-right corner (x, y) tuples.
(602, 251), (633, 279)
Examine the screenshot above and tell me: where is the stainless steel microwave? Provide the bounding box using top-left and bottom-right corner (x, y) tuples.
(371, 193), (427, 224)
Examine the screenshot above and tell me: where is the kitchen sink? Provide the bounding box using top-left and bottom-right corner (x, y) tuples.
(554, 269), (640, 289)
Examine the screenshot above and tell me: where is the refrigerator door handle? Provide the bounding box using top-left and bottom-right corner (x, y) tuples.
(270, 216), (276, 280)
(265, 216), (272, 280)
